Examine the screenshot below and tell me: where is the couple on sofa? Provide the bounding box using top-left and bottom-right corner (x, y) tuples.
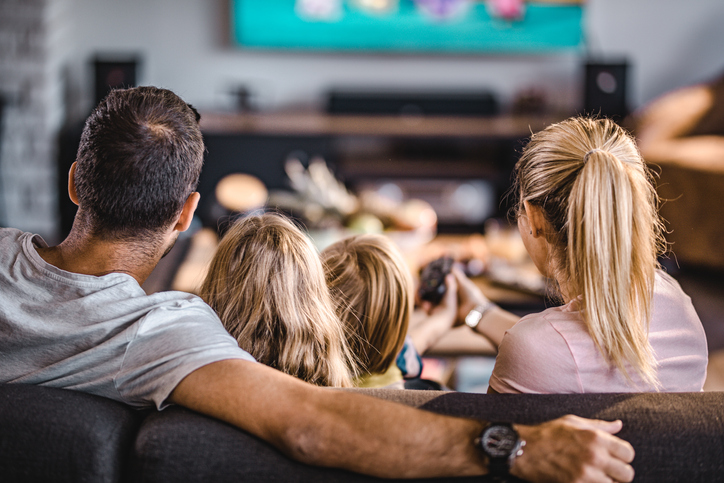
(0, 86), (707, 482)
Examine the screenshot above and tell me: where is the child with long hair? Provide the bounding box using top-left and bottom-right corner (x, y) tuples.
(483, 116), (708, 393)
(321, 234), (464, 388)
(199, 213), (356, 387)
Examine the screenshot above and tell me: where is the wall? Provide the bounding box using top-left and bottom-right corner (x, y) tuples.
(0, 0), (72, 236)
(60, 0), (724, 114)
(1, 0), (723, 240)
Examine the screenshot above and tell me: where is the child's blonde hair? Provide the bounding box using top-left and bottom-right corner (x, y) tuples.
(514, 116), (666, 387)
(199, 213), (355, 387)
(321, 234), (413, 377)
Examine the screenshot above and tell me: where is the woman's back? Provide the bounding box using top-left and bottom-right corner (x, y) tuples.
(490, 270), (707, 393)
(492, 116), (709, 394)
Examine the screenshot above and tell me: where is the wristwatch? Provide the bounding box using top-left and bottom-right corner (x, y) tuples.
(476, 422), (526, 478)
(464, 300), (495, 329)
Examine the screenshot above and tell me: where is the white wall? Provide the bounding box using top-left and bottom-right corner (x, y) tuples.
(3, 0), (723, 239)
(60, 0), (724, 117)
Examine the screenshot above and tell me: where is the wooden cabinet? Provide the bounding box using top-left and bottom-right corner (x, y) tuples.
(198, 111), (562, 232)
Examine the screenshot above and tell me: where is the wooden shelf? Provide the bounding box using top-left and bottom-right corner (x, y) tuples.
(200, 111), (563, 139)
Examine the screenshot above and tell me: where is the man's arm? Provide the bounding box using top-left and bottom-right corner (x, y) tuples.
(169, 359), (634, 482)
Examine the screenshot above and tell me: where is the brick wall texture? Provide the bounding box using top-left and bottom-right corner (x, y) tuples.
(0, 0), (59, 239)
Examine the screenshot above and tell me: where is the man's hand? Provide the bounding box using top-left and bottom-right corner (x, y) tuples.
(512, 415), (635, 483)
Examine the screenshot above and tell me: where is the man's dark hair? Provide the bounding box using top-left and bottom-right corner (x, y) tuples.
(74, 86), (204, 239)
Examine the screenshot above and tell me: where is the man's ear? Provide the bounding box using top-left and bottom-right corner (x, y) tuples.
(174, 192), (200, 233)
(68, 162), (79, 206)
(523, 201), (548, 238)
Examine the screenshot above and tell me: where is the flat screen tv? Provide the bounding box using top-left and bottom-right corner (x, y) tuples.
(232, 0), (584, 54)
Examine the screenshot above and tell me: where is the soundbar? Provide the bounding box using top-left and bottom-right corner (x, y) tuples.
(327, 90), (499, 116)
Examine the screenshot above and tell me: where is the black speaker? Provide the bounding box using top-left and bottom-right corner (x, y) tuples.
(327, 90), (499, 116)
(584, 61), (628, 119)
(92, 56), (140, 106)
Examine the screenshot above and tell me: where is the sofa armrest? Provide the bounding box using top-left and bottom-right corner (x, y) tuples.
(0, 384), (144, 483)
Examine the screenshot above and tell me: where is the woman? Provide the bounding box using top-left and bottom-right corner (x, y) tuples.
(199, 213), (356, 387)
(486, 116), (708, 393)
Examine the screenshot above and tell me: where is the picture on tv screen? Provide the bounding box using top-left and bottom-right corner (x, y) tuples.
(232, 0), (584, 54)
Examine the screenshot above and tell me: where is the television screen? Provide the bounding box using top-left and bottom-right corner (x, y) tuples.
(232, 0), (584, 54)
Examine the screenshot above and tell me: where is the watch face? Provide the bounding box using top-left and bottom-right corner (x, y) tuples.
(465, 310), (482, 328)
(482, 425), (518, 458)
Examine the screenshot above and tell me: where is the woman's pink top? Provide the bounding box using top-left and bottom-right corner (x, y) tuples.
(489, 271), (708, 393)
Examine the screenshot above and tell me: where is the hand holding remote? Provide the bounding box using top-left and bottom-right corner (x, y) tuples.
(417, 256), (454, 306)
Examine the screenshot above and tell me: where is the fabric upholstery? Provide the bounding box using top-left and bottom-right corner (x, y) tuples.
(130, 404), (499, 483)
(355, 389), (724, 483)
(2, 383), (723, 482)
(0, 384), (143, 483)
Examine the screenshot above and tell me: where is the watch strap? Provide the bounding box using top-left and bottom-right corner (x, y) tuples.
(488, 454), (510, 477)
(465, 300), (495, 329)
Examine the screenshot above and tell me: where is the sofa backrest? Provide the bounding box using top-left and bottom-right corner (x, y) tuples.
(0, 384), (144, 483)
(2, 384), (723, 482)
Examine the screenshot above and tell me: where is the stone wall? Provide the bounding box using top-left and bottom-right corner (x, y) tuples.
(0, 0), (68, 240)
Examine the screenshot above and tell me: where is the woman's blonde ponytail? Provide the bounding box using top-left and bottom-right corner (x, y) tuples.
(568, 149), (658, 387)
(515, 117), (666, 388)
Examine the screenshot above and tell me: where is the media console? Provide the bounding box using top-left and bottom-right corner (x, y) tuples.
(196, 111), (563, 232)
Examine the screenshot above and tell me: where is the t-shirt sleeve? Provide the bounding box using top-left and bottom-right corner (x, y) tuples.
(114, 300), (256, 409)
(489, 315), (582, 394)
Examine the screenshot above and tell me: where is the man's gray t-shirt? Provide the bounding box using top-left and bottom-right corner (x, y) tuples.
(0, 228), (255, 409)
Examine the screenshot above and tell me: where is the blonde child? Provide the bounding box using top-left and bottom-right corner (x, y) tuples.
(321, 234), (462, 388)
(199, 213), (355, 387)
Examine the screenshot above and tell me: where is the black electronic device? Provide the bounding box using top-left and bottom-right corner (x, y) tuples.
(92, 55), (140, 106)
(418, 256), (454, 305)
(584, 61), (629, 120)
(327, 90), (499, 116)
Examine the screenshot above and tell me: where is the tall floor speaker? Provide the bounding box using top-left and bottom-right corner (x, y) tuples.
(93, 56), (140, 106)
(584, 61), (629, 120)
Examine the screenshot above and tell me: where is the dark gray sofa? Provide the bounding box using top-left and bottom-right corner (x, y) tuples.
(1, 383), (723, 483)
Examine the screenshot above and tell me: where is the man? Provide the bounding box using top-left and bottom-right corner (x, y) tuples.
(0, 86), (634, 482)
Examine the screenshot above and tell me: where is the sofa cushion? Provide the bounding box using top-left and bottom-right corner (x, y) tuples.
(0, 384), (144, 483)
(358, 389), (724, 483)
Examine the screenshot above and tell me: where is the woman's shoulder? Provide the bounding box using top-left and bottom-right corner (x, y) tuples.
(491, 307), (583, 393)
(654, 269), (687, 296)
(511, 302), (585, 338)
(652, 269), (699, 322)
(500, 306), (581, 357)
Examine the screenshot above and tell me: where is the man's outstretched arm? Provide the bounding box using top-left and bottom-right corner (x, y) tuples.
(169, 359), (634, 482)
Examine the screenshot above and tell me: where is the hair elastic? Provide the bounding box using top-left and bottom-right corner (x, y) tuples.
(584, 148), (605, 161)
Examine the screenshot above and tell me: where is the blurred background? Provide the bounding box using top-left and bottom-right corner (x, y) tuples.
(1, 0), (724, 389)
(1, 0), (722, 240)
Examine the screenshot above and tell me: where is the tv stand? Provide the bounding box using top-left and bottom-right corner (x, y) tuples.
(197, 111), (563, 232)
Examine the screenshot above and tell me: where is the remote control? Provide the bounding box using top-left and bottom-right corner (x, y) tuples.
(418, 256), (454, 305)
